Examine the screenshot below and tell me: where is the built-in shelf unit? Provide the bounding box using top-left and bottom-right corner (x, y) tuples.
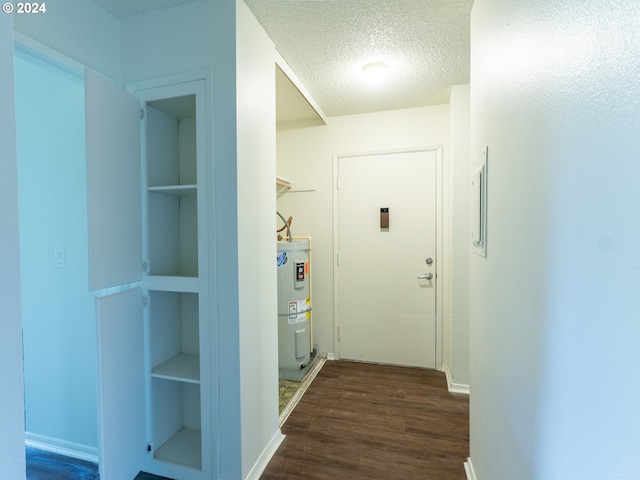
(88, 68), (212, 480)
(141, 85), (207, 476)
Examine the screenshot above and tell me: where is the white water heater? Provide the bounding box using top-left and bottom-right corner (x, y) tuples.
(277, 239), (311, 381)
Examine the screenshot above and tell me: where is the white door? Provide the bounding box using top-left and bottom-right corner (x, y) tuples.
(96, 288), (147, 480)
(86, 69), (142, 291)
(337, 150), (438, 368)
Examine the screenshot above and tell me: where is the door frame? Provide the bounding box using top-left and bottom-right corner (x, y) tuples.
(332, 146), (444, 370)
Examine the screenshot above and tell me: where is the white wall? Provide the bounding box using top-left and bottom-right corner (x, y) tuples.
(446, 85), (471, 389)
(122, 2), (281, 477)
(15, 49), (97, 453)
(120, 1), (218, 84)
(9, 0), (279, 476)
(0, 13), (26, 480)
(277, 105), (451, 359)
(13, 0), (121, 80)
(469, 1), (640, 478)
(12, 1), (121, 457)
(236, 1), (282, 477)
(121, 2), (243, 476)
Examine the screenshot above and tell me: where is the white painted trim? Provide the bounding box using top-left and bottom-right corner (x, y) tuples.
(434, 145), (444, 371)
(25, 432), (99, 464)
(464, 457), (477, 480)
(441, 363), (470, 395)
(450, 383), (471, 395)
(332, 146), (444, 368)
(126, 68), (213, 96)
(13, 32), (87, 79)
(331, 153), (341, 359)
(274, 50), (328, 125)
(244, 429), (286, 480)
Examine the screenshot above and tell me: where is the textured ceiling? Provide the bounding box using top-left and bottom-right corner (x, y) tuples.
(245, 0), (472, 117)
(89, 0), (472, 120)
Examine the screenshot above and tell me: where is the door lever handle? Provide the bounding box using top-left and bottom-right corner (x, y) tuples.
(418, 273), (433, 280)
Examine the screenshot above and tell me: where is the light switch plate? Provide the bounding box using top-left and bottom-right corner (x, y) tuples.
(55, 248), (66, 268)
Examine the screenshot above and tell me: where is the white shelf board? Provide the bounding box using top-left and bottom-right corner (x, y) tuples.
(145, 275), (199, 293)
(276, 176), (291, 189)
(148, 184), (197, 196)
(152, 353), (200, 384)
(290, 181), (317, 192)
(154, 427), (201, 470)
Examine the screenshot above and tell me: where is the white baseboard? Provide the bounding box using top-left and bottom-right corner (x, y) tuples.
(244, 429), (286, 480)
(25, 432), (99, 464)
(441, 363), (470, 395)
(326, 352), (335, 360)
(464, 457), (477, 480)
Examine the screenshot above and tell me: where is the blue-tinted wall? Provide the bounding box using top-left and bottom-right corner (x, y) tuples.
(15, 48), (98, 453)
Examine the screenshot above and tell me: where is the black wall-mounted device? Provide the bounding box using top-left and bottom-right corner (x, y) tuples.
(380, 207), (389, 229)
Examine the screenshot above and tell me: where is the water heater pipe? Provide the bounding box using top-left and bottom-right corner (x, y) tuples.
(276, 210), (292, 241)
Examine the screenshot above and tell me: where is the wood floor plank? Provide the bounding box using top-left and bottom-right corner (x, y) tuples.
(261, 360), (469, 479)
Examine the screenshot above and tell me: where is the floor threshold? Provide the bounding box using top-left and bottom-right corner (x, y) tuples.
(279, 356), (326, 427)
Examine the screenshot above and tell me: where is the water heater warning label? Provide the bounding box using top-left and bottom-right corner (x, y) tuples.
(288, 299), (310, 324)
(288, 301), (297, 318)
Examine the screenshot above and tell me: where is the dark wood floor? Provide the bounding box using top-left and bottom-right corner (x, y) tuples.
(261, 360), (469, 479)
(26, 447), (99, 480)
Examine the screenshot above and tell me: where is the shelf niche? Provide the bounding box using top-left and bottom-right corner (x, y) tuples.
(149, 290), (201, 470)
(146, 94), (199, 277)
(152, 378), (201, 470)
(149, 291), (199, 381)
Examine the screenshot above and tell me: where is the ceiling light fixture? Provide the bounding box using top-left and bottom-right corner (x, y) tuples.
(362, 61), (388, 85)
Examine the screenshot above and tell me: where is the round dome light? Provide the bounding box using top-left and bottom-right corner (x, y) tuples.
(362, 61), (388, 84)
